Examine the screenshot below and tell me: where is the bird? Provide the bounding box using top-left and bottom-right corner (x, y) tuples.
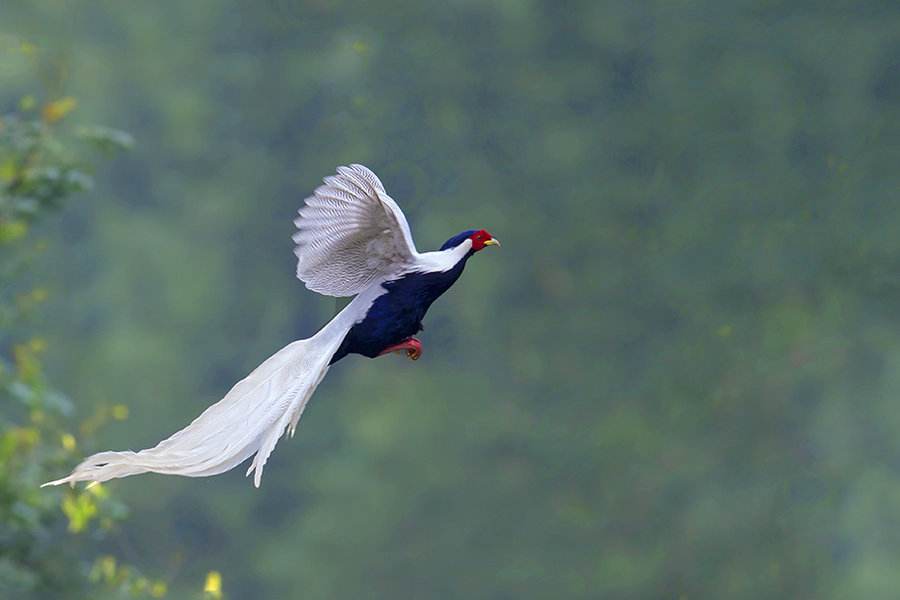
(43, 164), (499, 488)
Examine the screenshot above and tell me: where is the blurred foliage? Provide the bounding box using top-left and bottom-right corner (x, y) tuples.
(2, 1), (900, 599)
(0, 89), (123, 599)
(0, 49), (216, 599)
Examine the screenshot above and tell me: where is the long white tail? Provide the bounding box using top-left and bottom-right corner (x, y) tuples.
(42, 302), (360, 488)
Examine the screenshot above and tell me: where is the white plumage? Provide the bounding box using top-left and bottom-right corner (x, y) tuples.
(293, 165), (419, 297)
(43, 165), (468, 488)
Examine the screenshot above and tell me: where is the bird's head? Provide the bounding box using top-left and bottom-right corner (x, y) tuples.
(440, 229), (500, 253)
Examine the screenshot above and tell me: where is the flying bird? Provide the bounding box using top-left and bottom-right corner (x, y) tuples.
(44, 164), (498, 488)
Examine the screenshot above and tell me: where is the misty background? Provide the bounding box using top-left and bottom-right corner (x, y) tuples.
(2, 1), (899, 598)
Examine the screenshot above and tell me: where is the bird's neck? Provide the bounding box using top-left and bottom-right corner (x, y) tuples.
(413, 239), (473, 274)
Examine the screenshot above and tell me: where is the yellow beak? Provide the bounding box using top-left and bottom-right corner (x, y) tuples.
(483, 238), (501, 247)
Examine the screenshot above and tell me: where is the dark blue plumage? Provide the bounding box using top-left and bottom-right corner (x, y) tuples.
(329, 233), (477, 364)
(439, 229), (477, 251)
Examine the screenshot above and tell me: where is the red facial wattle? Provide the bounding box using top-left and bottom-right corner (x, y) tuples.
(469, 229), (500, 251)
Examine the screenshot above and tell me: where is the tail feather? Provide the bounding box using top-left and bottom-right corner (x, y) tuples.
(42, 331), (343, 489)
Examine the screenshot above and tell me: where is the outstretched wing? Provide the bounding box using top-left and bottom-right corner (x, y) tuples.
(293, 164), (418, 297)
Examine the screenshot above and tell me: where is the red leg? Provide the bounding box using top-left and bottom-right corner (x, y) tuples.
(378, 337), (423, 360)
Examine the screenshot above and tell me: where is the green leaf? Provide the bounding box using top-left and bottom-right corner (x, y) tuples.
(0, 219), (27, 243)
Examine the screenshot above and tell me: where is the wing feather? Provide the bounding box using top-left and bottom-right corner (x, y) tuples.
(293, 164), (418, 297)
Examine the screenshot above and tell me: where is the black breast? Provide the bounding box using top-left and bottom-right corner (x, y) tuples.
(329, 257), (470, 363)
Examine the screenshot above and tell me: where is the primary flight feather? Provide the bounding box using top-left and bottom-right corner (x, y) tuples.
(44, 164), (498, 488)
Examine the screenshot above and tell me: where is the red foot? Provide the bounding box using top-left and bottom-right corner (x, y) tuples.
(378, 337), (423, 361)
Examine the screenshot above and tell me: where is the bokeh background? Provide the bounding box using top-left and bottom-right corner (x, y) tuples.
(2, 1), (900, 598)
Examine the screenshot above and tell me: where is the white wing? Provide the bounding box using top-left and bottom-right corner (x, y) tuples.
(293, 164), (418, 297)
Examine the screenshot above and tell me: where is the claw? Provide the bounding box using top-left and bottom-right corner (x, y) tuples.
(378, 337), (423, 361)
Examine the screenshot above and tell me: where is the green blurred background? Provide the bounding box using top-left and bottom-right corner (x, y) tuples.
(2, 1), (900, 598)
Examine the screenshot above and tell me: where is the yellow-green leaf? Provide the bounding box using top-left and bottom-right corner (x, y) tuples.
(62, 492), (98, 533)
(112, 404), (129, 420)
(150, 581), (168, 597)
(42, 96), (77, 123)
(61, 433), (76, 451)
(0, 158), (16, 182)
(87, 481), (108, 499)
(14, 343), (41, 381)
(0, 220), (28, 244)
(204, 571), (223, 598)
